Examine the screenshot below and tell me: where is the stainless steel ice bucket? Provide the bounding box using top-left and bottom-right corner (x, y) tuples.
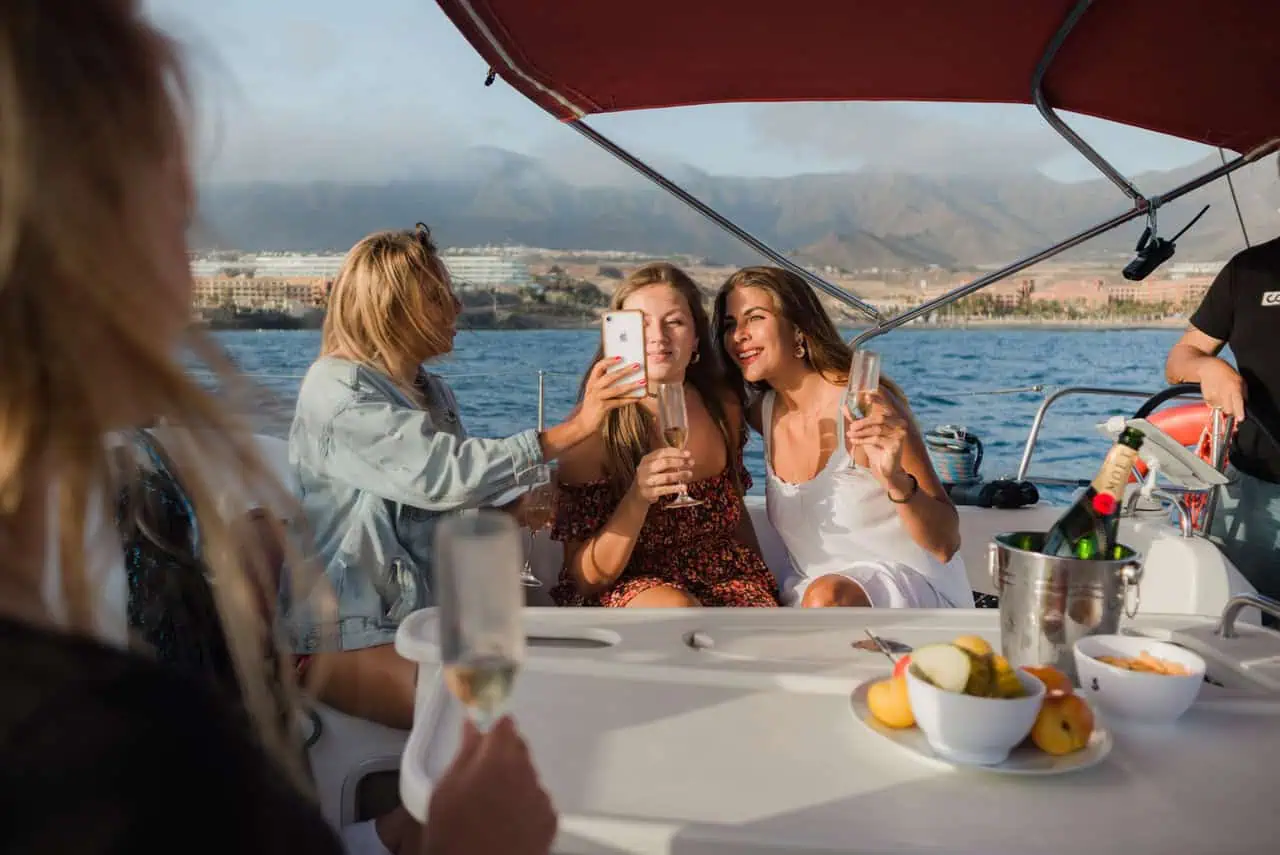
(989, 532), (1143, 681)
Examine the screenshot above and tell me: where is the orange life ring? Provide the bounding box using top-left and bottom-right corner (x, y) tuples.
(1128, 402), (1228, 529)
(1129, 403), (1219, 482)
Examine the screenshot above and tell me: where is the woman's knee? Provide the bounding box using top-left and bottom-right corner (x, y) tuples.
(800, 574), (871, 608)
(625, 585), (701, 608)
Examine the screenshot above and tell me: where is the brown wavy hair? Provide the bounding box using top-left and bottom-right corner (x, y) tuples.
(713, 266), (908, 403)
(578, 263), (740, 495)
(0, 0), (330, 794)
(322, 224), (460, 393)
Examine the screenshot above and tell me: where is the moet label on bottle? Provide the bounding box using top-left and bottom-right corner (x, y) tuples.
(1091, 444), (1140, 500)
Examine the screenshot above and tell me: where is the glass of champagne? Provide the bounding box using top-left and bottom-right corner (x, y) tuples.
(517, 464), (555, 588)
(655, 382), (702, 509)
(434, 510), (525, 731)
(845, 348), (881, 471)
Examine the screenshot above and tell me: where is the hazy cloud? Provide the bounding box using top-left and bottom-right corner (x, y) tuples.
(751, 102), (1070, 175)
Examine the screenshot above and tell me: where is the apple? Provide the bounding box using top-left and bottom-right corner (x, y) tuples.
(908, 643), (973, 694)
(1030, 693), (1095, 755)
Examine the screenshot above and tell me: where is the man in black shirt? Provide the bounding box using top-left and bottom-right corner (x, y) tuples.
(1166, 230), (1280, 621)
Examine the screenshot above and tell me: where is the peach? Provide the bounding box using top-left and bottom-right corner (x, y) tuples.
(1022, 664), (1074, 699)
(1030, 693), (1095, 756)
(893, 654), (911, 679)
(867, 675), (915, 729)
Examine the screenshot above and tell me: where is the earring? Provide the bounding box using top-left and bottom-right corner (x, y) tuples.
(793, 339), (806, 359)
(691, 349), (701, 364)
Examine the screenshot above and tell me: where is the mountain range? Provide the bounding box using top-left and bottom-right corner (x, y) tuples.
(194, 148), (1280, 270)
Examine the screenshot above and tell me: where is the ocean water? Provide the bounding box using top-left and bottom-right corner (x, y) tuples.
(215, 327), (1189, 504)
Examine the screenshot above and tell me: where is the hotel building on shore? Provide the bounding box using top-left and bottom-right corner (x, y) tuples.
(190, 250), (533, 310)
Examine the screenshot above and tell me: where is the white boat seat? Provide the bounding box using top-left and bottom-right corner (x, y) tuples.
(1117, 515), (1260, 623)
(957, 505), (1061, 596)
(307, 703), (409, 830)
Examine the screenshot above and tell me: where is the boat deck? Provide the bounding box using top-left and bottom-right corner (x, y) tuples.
(397, 608), (1280, 854)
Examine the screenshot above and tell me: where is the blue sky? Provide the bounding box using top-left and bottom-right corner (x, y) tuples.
(145, 0), (1218, 185)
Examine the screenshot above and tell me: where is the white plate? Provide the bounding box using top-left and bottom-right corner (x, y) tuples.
(849, 681), (1113, 775)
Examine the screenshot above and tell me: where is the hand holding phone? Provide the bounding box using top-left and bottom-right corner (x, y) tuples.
(602, 310), (647, 399)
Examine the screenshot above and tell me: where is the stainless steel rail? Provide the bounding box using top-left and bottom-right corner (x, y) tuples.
(565, 119), (882, 323)
(1031, 0), (1148, 207)
(1217, 592), (1280, 638)
(1014, 386), (1204, 481)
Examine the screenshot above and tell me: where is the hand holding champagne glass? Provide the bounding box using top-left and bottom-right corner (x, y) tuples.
(435, 511), (526, 731)
(845, 349), (881, 470)
(656, 382), (702, 509)
(517, 464), (555, 587)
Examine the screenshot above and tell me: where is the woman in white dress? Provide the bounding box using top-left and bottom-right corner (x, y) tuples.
(713, 266), (971, 609)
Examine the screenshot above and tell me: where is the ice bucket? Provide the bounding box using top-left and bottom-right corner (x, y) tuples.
(989, 532), (1143, 682)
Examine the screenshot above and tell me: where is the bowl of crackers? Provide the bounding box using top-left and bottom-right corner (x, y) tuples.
(1074, 635), (1205, 724)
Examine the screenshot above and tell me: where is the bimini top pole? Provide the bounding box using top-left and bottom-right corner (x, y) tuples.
(848, 0), (1277, 349)
(1031, 0), (1150, 210)
(566, 120), (883, 323)
(850, 137), (1280, 350)
(435, 0), (1280, 342)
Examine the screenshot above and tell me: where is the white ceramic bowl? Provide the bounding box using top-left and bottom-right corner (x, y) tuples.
(905, 666), (1046, 766)
(1073, 635), (1205, 723)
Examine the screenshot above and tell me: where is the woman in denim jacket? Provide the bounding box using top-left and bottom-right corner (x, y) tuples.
(289, 225), (639, 732)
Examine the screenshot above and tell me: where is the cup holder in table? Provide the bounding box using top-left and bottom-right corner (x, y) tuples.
(526, 627), (621, 649)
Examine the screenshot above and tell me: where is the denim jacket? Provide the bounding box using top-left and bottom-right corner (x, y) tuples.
(289, 357), (542, 651)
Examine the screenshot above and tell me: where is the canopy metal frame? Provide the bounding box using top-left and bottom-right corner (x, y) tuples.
(478, 0), (1279, 342)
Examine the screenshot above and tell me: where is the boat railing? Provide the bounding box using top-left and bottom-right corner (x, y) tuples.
(1013, 385), (1230, 534)
(194, 368), (584, 430)
(202, 371), (1228, 524)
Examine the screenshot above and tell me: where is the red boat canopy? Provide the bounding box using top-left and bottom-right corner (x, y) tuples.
(436, 0), (1280, 154)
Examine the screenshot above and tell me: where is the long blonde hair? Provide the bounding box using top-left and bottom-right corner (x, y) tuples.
(713, 266), (908, 404)
(0, 0), (328, 792)
(321, 224), (459, 391)
(578, 263), (741, 495)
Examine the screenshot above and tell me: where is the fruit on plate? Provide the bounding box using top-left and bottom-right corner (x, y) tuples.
(951, 635), (993, 658)
(908, 643), (974, 693)
(1022, 664), (1074, 699)
(909, 639), (1019, 698)
(991, 655), (1024, 699)
(867, 675), (915, 728)
(1030, 693), (1095, 755)
(893, 654), (911, 679)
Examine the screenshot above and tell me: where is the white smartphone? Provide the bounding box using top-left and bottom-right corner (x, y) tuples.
(601, 310), (647, 399)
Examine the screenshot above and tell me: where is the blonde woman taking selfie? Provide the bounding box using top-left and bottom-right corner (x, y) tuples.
(289, 225), (640, 728)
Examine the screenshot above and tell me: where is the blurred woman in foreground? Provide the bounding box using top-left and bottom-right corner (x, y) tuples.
(0, 3), (555, 854)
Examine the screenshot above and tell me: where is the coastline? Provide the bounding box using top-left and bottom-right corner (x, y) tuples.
(198, 308), (1190, 334)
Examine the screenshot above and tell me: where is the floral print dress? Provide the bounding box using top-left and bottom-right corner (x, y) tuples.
(550, 433), (780, 608)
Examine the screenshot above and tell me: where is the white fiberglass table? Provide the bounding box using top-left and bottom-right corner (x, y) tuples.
(396, 609), (1280, 855)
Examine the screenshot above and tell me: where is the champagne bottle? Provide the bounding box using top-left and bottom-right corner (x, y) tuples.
(1042, 426), (1144, 558)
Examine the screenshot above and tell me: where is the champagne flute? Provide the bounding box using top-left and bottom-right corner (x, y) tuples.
(434, 510), (525, 731)
(517, 464), (555, 588)
(656, 382), (703, 509)
(845, 348), (881, 471)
